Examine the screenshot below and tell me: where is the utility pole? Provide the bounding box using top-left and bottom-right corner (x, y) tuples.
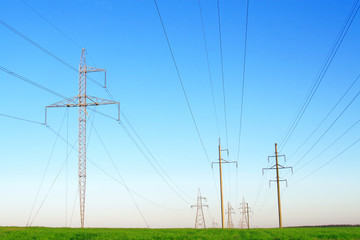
(191, 188), (209, 228)
(225, 202), (235, 229)
(262, 143), (293, 229)
(45, 49), (120, 228)
(239, 198), (251, 229)
(212, 138), (237, 229)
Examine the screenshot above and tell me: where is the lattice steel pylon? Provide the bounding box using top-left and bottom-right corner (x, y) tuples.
(225, 202), (235, 229)
(239, 198), (251, 229)
(45, 49), (119, 228)
(191, 188), (208, 228)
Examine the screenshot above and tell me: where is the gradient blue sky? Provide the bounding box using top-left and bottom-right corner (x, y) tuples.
(0, 0), (359, 228)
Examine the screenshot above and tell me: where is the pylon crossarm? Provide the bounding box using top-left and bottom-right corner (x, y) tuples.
(86, 95), (118, 106)
(86, 67), (105, 73)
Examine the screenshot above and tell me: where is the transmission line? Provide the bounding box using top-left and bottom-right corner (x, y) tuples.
(296, 116), (360, 173)
(291, 136), (360, 186)
(288, 73), (360, 159)
(293, 86), (360, 168)
(0, 66), (66, 99)
(0, 19), (102, 87)
(92, 124), (150, 228)
(0, 112), (44, 126)
(153, 0), (211, 164)
(279, 0), (360, 152)
(216, 0), (229, 149)
(198, 0), (221, 138)
(20, 0), (82, 49)
(26, 110), (67, 227)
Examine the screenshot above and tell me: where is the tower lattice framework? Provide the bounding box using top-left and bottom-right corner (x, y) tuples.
(191, 188), (208, 228)
(45, 49), (119, 228)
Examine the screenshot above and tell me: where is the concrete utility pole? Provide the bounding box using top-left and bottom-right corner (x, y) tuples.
(225, 202), (235, 228)
(262, 143), (293, 229)
(191, 188), (209, 228)
(212, 138), (237, 229)
(45, 49), (120, 228)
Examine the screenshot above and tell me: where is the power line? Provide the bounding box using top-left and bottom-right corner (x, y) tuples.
(236, 0), (250, 209)
(216, 0), (229, 149)
(198, 0), (221, 138)
(295, 116), (360, 173)
(26, 110), (67, 227)
(153, 0), (211, 165)
(0, 19), (102, 87)
(20, 0), (83, 49)
(293, 86), (360, 168)
(92, 124), (150, 228)
(236, 0), (250, 163)
(279, 0), (360, 152)
(291, 136), (360, 186)
(0, 66), (67, 99)
(288, 73), (360, 160)
(0, 112), (44, 125)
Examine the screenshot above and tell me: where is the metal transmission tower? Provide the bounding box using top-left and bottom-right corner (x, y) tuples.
(239, 198), (251, 229)
(212, 138), (237, 228)
(191, 188), (209, 228)
(225, 202), (235, 229)
(45, 49), (120, 228)
(262, 143), (293, 229)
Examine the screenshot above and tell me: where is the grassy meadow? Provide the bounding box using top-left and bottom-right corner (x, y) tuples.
(0, 226), (359, 240)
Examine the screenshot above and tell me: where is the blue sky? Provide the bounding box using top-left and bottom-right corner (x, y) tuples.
(0, 0), (359, 228)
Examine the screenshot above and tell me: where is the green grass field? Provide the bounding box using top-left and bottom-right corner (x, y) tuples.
(0, 226), (359, 240)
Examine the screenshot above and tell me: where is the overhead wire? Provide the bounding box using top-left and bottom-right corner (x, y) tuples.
(236, 0), (250, 209)
(26, 110), (67, 227)
(198, 0), (221, 138)
(279, 0), (360, 152)
(292, 86), (360, 168)
(20, 0), (83, 49)
(0, 19), (102, 87)
(216, 0), (229, 149)
(288, 73), (360, 160)
(290, 136), (360, 187)
(295, 116), (360, 174)
(153, 0), (211, 165)
(0, 112), (44, 126)
(92, 124), (150, 228)
(0, 65), (67, 99)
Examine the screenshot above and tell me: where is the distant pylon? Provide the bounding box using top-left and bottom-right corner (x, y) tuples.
(225, 202), (235, 228)
(45, 49), (119, 228)
(262, 143), (293, 229)
(191, 188), (209, 228)
(239, 198), (251, 229)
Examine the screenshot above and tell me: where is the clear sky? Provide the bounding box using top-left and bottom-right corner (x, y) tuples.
(0, 0), (359, 228)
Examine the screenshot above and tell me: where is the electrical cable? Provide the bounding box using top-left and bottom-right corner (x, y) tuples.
(293, 87), (360, 168)
(279, 0), (360, 152)
(0, 19), (102, 87)
(25, 110), (67, 227)
(92, 124), (150, 228)
(153, 0), (211, 165)
(288, 73), (360, 160)
(198, 0), (221, 138)
(216, 0), (229, 149)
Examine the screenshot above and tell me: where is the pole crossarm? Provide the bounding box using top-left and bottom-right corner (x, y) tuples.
(262, 165), (293, 175)
(269, 179), (288, 187)
(211, 159), (237, 168)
